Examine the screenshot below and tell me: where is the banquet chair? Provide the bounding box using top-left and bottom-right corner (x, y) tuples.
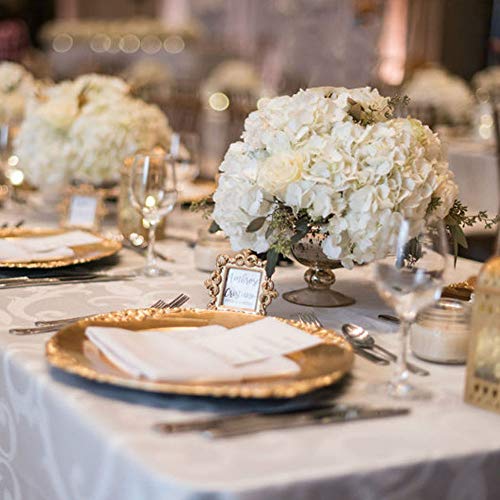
(154, 85), (202, 134)
(226, 91), (256, 143)
(406, 102), (438, 129)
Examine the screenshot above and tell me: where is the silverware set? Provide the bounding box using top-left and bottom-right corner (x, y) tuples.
(0, 219), (24, 229)
(154, 400), (409, 439)
(9, 293), (190, 335)
(298, 312), (429, 376)
(0, 273), (136, 290)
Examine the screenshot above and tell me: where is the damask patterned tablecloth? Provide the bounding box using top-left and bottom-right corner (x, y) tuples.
(0, 205), (499, 500)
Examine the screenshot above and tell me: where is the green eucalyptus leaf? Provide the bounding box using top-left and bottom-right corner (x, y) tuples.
(208, 220), (221, 234)
(265, 249), (280, 277)
(246, 217), (267, 233)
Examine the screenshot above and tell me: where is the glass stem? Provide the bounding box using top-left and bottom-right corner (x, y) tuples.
(393, 319), (411, 387)
(146, 223), (157, 270)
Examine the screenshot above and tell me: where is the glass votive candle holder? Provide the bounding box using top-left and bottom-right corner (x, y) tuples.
(410, 298), (471, 364)
(194, 228), (235, 272)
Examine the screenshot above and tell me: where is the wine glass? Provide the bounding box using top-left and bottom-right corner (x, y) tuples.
(374, 219), (448, 400)
(129, 152), (177, 277)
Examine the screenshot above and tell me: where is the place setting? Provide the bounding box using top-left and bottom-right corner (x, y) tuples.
(1, 2), (500, 498)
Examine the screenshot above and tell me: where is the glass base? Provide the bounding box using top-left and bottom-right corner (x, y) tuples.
(372, 380), (432, 401)
(282, 287), (355, 307)
(133, 266), (170, 278)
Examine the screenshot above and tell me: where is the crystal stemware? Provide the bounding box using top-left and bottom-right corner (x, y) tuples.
(373, 219), (448, 399)
(129, 152), (177, 277)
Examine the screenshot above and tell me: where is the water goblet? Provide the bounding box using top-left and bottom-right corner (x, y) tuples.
(129, 152), (177, 277)
(374, 219), (448, 400)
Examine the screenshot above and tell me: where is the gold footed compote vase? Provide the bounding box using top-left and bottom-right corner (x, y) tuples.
(283, 233), (355, 307)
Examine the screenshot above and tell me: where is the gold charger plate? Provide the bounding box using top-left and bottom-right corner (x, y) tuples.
(0, 227), (122, 269)
(442, 275), (477, 301)
(178, 179), (216, 204)
(46, 308), (354, 399)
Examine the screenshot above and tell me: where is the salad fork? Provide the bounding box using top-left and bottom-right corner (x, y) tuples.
(9, 293), (190, 335)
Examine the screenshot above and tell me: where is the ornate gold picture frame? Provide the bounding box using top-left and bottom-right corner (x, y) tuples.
(59, 185), (107, 231)
(205, 250), (278, 315)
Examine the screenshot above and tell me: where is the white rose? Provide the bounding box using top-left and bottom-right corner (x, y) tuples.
(430, 177), (459, 220)
(256, 151), (305, 197)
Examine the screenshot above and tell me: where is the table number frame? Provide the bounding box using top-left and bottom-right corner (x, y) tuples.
(59, 185), (107, 232)
(205, 250), (277, 315)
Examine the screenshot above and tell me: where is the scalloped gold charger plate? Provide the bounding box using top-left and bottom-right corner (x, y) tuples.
(46, 308), (354, 399)
(0, 227), (122, 269)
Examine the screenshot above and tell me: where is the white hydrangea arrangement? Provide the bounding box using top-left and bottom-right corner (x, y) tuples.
(403, 67), (475, 126)
(0, 62), (37, 123)
(122, 58), (173, 101)
(201, 60), (264, 100)
(472, 66), (500, 94)
(15, 73), (172, 187)
(210, 87), (493, 274)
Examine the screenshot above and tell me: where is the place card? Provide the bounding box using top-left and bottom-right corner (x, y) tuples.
(59, 185), (106, 231)
(205, 250), (277, 315)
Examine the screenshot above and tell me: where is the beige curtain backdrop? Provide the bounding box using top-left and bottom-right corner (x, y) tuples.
(406, 0), (445, 74)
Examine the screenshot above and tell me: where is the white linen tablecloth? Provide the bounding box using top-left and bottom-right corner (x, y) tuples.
(446, 138), (499, 227)
(0, 203), (499, 500)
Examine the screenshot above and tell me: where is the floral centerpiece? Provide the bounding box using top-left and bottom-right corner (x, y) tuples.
(15, 73), (172, 188)
(472, 66), (500, 94)
(201, 60), (265, 100)
(122, 58), (173, 101)
(402, 67), (475, 126)
(0, 62), (37, 123)
(210, 87), (495, 277)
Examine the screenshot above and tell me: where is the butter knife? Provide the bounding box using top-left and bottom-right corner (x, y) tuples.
(205, 406), (410, 439)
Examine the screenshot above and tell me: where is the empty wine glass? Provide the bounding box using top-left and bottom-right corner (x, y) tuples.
(374, 219), (448, 399)
(129, 152), (177, 277)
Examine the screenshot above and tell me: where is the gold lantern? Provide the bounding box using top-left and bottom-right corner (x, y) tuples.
(464, 255), (500, 414)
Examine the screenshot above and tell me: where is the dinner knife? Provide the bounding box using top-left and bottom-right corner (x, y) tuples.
(0, 274), (135, 289)
(204, 406), (410, 439)
(154, 398), (346, 434)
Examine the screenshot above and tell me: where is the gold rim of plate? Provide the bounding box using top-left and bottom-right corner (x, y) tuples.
(177, 179), (216, 204)
(46, 308), (354, 399)
(0, 227), (122, 269)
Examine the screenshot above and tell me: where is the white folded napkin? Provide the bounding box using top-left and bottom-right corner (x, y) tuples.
(0, 239), (75, 263)
(86, 318), (322, 382)
(15, 230), (102, 252)
(0, 230), (102, 263)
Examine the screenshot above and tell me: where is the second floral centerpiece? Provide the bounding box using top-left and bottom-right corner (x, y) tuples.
(210, 86), (492, 306)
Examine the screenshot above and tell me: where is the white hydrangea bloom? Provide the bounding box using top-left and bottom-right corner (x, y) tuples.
(213, 87), (458, 268)
(0, 62), (37, 123)
(403, 67), (475, 125)
(15, 74), (172, 187)
(472, 66), (500, 94)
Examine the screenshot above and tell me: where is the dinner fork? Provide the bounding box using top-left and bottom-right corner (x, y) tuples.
(9, 293), (190, 336)
(0, 219), (24, 229)
(297, 312), (389, 366)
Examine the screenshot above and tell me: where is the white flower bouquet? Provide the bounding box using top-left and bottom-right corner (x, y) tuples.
(210, 87), (494, 275)
(472, 66), (500, 94)
(0, 62), (37, 123)
(403, 67), (475, 126)
(15, 73), (172, 187)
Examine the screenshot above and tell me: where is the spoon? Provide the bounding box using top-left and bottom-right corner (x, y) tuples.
(342, 323), (430, 377)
